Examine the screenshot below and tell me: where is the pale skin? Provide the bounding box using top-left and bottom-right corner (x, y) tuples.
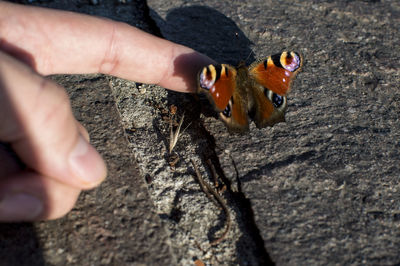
(0, 2), (213, 221)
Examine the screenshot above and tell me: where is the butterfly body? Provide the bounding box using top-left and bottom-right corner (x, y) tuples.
(197, 51), (302, 132)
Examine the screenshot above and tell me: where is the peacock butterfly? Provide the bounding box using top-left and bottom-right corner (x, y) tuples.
(197, 51), (303, 132)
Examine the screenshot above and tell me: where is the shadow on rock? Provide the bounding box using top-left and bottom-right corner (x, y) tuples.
(0, 223), (45, 266)
(150, 5), (275, 265)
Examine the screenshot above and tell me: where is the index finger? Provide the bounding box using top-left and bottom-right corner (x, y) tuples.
(0, 51), (107, 189)
(0, 2), (214, 92)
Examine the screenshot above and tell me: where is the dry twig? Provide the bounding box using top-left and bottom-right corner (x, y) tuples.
(191, 159), (231, 246)
(192, 160), (220, 208)
(169, 112), (191, 153)
(169, 113), (184, 153)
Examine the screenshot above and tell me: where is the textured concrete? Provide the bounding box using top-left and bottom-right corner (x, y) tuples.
(1, 0), (399, 265)
(0, 1), (175, 265)
(148, 0), (400, 265)
(0, 73), (175, 265)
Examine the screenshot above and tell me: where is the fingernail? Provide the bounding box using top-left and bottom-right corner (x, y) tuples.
(77, 122), (90, 142)
(69, 134), (107, 187)
(0, 193), (43, 221)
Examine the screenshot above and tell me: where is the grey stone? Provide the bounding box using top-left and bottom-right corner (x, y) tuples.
(148, 0), (400, 265)
(0, 1), (174, 265)
(0, 73), (175, 265)
(1, 0), (399, 265)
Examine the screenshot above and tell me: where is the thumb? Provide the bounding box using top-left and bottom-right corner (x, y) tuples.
(0, 51), (107, 189)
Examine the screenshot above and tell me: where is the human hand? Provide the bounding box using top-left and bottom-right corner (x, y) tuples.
(0, 2), (213, 221)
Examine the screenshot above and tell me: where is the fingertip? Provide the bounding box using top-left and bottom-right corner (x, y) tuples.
(165, 50), (215, 93)
(68, 134), (107, 189)
(76, 122), (90, 142)
(0, 193), (43, 221)
(0, 172), (81, 221)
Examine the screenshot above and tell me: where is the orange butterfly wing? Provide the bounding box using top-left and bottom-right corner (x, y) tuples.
(248, 51), (302, 128)
(197, 52), (302, 132)
(250, 51), (303, 95)
(197, 64), (235, 112)
(198, 64), (249, 132)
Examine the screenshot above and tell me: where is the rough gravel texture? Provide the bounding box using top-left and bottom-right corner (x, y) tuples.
(1, 0), (399, 265)
(147, 0), (400, 264)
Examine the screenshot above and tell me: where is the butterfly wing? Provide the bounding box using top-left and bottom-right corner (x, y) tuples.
(248, 51), (302, 128)
(197, 64), (249, 132)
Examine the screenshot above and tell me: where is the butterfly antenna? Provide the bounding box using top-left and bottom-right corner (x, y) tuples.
(245, 49), (255, 64)
(247, 27), (263, 62)
(233, 30), (254, 66)
(234, 31), (242, 62)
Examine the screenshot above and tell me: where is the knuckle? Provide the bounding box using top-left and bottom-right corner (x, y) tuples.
(33, 78), (73, 130)
(44, 188), (81, 220)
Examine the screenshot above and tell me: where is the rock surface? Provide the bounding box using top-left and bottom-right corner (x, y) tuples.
(147, 0), (400, 264)
(1, 0), (399, 265)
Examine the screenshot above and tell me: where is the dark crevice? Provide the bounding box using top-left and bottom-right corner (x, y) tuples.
(240, 150), (317, 183)
(136, 2), (273, 264)
(0, 223), (45, 266)
(198, 125), (275, 266)
(142, 0), (163, 37)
